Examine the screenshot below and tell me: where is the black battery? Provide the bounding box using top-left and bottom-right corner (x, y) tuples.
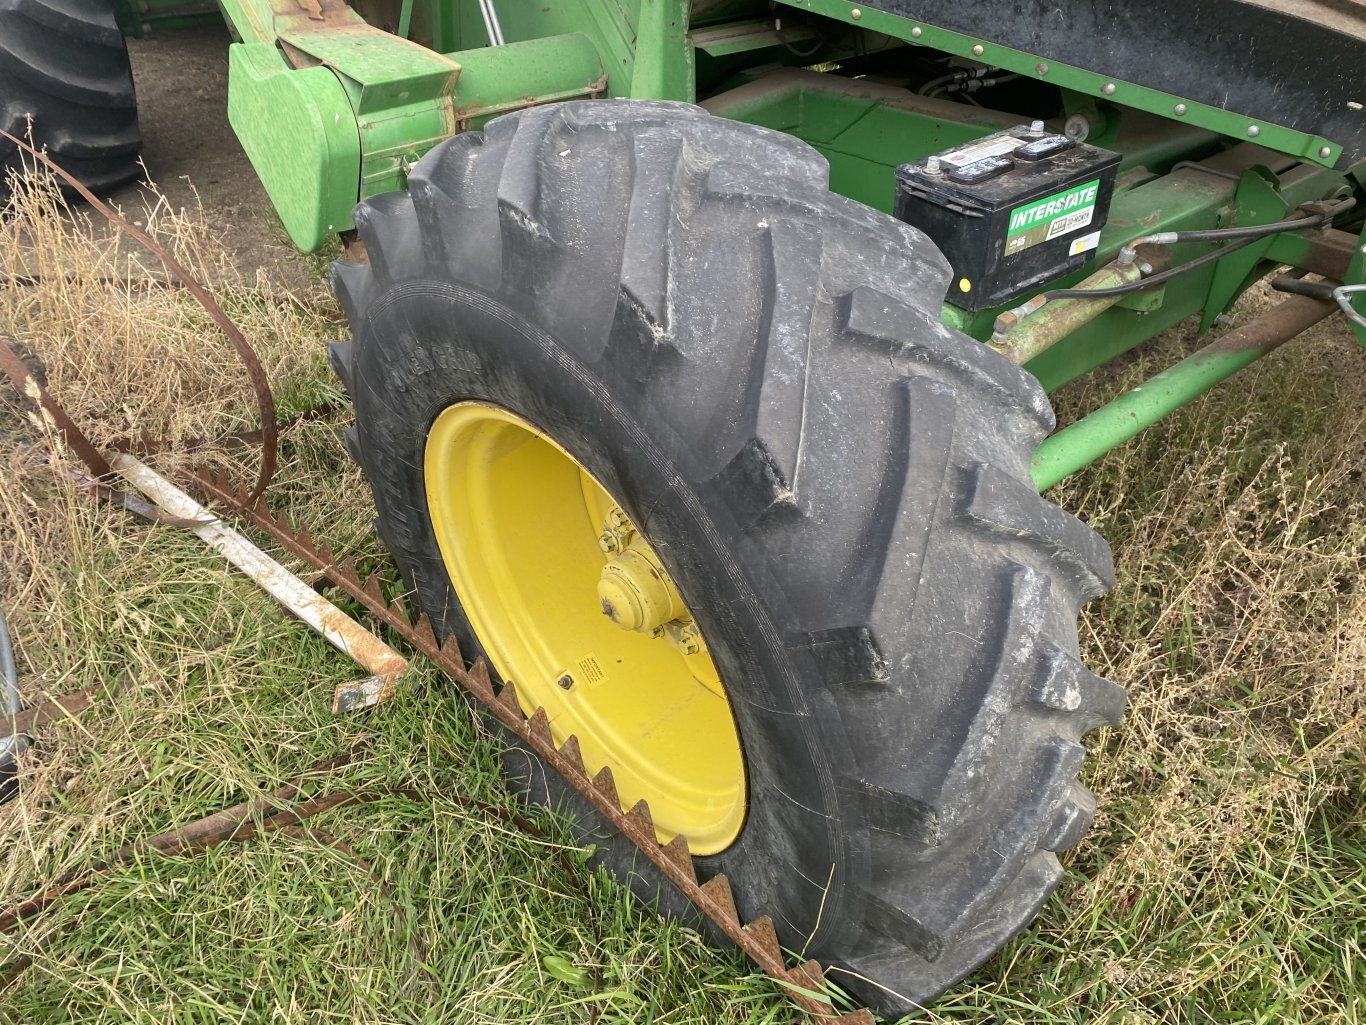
(893, 125), (1121, 312)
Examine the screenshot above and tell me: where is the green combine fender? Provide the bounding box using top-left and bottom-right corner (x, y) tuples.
(225, 0), (608, 251)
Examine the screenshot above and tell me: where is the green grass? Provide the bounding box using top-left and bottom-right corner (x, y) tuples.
(1, 178), (1363, 1023)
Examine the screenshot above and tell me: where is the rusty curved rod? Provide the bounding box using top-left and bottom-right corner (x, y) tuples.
(0, 130), (278, 503)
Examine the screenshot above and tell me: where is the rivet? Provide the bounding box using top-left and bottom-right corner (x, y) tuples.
(1173, 103), (1187, 116)
(1035, 63), (1048, 75)
(911, 26), (922, 37)
(1247, 124), (1260, 137)
(1319, 145), (1333, 158)
(971, 43), (984, 56)
(850, 6), (861, 17)
(1101, 82), (1117, 96)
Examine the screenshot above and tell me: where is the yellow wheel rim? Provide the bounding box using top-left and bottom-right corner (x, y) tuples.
(424, 402), (746, 854)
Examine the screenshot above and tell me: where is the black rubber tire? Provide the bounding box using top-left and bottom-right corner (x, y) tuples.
(330, 100), (1124, 1018)
(0, 0), (142, 196)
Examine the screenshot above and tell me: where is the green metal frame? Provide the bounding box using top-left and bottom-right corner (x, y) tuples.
(160, 0), (1365, 482)
(114, 0), (220, 36)
(771, 0), (1345, 167)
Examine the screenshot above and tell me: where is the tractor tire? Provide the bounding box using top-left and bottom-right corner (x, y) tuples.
(0, 0), (142, 196)
(330, 100), (1124, 1017)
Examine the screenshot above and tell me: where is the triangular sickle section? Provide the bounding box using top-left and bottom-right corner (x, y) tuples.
(700, 874), (738, 923)
(660, 832), (696, 882)
(362, 573), (384, 601)
(527, 706), (553, 746)
(557, 734), (586, 775)
(385, 595), (410, 624)
(591, 764), (620, 805)
(466, 656), (491, 687)
(495, 678), (524, 718)
(742, 915), (783, 961)
(625, 798), (653, 833)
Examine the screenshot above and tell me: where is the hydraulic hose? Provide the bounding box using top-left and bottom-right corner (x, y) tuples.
(1036, 197), (1357, 305)
(1037, 236), (1262, 303)
(1115, 197), (1356, 267)
(993, 197), (1358, 342)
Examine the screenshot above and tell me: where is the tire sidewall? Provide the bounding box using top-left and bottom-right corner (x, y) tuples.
(353, 279), (867, 956)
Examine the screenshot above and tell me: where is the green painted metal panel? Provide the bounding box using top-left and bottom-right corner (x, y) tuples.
(272, 17), (462, 199)
(442, 34), (607, 128)
(114, 0), (218, 35)
(630, 0), (694, 100)
(227, 43), (361, 251)
(220, 0), (607, 238)
(771, 0), (1345, 167)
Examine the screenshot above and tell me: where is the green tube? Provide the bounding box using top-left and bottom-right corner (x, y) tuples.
(1031, 295), (1334, 491)
(446, 34), (607, 123)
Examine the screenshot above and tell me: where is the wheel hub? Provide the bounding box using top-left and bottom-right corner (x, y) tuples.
(598, 535), (687, 633)
(423, 401), (746, 854)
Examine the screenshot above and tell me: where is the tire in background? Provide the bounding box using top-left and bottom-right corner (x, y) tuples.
(0, 0), (142, 196)
(329, 100), (1125, 1018)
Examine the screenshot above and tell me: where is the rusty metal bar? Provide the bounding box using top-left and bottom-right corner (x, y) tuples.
(1032, 292), (1336, 489)
(112, 454), (408, 706)
(183, 466), (873, 1025)
(990, 259), (1149, 364)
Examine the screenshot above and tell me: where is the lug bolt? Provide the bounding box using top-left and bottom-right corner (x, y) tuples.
(666, 620), (703, 656)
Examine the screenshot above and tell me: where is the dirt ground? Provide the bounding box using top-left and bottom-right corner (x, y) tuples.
(112, 25), (316, 290)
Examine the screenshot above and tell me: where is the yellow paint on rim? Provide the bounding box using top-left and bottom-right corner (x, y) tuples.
(424, 402), (746, 854)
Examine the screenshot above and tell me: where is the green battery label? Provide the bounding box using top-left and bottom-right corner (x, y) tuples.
(1004, 179), (1101, 256)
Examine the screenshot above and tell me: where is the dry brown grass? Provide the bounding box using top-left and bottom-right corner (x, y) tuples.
(0, 166), (1362, 1023)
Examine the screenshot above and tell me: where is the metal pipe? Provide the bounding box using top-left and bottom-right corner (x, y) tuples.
(112, 454), (410, 711)
(990, 259), (1148, 363)
(1334, 284), (1366, 330)
(478, 0), (505, 46)
(1031, 293), (1335, 490)
(0, 606), (25, 801)
(444, 34), (607, 123)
